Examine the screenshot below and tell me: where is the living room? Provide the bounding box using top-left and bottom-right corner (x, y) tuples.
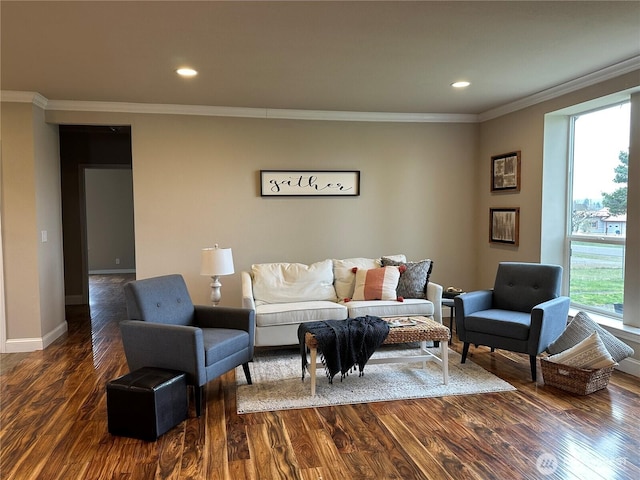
(2, 1), (639, 364)
(1, 2), (640, 478)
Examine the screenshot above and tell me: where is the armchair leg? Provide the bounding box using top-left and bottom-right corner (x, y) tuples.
(194, 385), (203, 417)
(242, 362), (252, 385)
(461, 343), (470, 363)
(530, 356), (537, 382)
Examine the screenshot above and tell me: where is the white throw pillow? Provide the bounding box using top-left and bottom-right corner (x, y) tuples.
(333, 255), (406, 300)
(351, 266), (401, 301)
(547, 310), (634, 362)
(252, 260), (337, 304)
(546, 331), (617, 369)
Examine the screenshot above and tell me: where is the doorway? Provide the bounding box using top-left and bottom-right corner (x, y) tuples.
(83, 167), (136, 306)
(59, 125), (134, 306)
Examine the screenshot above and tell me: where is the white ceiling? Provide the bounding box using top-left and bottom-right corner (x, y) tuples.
(2, 1), (639, 116)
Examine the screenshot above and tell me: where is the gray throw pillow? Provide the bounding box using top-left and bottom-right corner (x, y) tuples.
(381, 258), (432, 299)
(546, 311), (634, 362)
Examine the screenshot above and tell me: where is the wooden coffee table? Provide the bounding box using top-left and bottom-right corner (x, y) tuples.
(303, 316), (450, 396)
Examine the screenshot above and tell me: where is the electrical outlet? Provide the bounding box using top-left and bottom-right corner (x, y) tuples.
(115, 258), (120, 265)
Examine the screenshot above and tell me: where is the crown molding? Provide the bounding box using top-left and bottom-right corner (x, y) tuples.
(41, 99), (476, 123)
(0, 91), (477, 122)
(265, 109), (478, 123)
(44, 100), (268, 119)
(2, 57), (638, 124)
(1, 91), (48, 109)
(478, 56), (640, 122)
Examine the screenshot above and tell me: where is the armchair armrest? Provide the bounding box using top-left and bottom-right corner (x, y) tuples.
(119, 320), (206, 385)
(529, 296), (571, 354)
(194, 305), (255, 336)
(426, 282), (443, 324)
(455, 290), (493, 340)
(241, 271), (256, 311)
(455, 290), (493, 316)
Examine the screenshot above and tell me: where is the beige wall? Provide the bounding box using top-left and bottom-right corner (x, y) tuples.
(128, 115), (479, 306)
(1, 102), (65, 344)
(1, 103), (41, 339)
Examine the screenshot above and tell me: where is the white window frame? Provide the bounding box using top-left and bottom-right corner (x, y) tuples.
(566, 103), (629, 319)
(541, 88), (640, 377)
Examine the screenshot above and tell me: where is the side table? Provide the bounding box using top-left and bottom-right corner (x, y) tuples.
(441, 297), (457, 344)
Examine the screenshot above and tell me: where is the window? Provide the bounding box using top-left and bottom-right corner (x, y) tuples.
(568, 102), (630, 317)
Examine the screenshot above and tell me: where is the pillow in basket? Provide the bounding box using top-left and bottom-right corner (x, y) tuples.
(547, 311), (634, 362)
(546, 331), (616, 369)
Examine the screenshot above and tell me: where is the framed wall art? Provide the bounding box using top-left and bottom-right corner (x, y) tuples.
(490, 207), (520, 246)
(491, 151), (521, 192)
(260, 170), (360, 197)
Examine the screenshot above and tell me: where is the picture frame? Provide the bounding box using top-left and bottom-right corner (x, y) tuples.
(491, 151), (521, 192)
(260, 170), (360, 197)
(490, 207), (520, 246)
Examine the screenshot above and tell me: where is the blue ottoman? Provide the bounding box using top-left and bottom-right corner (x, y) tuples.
(107, 367), (188, 441)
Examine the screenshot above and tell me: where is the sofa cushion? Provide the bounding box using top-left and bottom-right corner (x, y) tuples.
(381, 257), (433, 299)
(352, 267), (401, 301)
(252, 260), (337, 305)
(333, 255), (406, 300)
(255, 301), (348, 327)
(546, 331), (616, 369)
(345, 298), (434, 319)
(547, 310), (634, 362)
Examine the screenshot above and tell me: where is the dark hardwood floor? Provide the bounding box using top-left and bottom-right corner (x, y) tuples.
(1, 274), (638, 479)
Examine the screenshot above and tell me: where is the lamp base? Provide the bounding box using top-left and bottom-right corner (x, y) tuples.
(209, 276), (222, 306)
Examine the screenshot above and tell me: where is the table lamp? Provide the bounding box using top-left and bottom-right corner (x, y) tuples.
(200, 244), (234, 306)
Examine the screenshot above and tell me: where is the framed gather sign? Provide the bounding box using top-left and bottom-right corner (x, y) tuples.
(260, 170), (360, 197)
(490, 207), (520, 246)
(491, 151), (521, 192)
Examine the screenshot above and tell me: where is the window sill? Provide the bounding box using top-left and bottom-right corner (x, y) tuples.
(568, 308), (640, 344)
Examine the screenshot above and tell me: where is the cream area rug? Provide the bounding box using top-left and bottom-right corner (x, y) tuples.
(235, 344), (516, 414)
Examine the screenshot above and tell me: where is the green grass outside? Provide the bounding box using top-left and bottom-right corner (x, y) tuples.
(569, 243), (624, 311)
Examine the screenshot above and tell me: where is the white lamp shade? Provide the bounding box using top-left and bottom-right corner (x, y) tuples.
(200, 246), (234, 276)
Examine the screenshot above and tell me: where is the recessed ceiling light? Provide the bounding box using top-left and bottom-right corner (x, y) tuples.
(451, 81), (471, 88)
(176, 68), (198, 77)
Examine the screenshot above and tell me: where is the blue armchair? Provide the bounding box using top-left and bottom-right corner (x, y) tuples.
(454, 262), (570, 381)
(120, 274), (255, 416)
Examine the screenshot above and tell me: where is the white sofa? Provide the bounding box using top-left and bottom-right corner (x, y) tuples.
(242, 255), (443, 347)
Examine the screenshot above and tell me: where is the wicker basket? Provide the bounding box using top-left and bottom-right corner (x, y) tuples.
(541, 358), (615, 395)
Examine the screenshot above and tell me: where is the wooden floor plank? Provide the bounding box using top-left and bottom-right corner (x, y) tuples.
(205, 378), (231, 480)
(0, 274), (638, 480)
(306, 428), (354, 480)
(379, 413), (455, 480)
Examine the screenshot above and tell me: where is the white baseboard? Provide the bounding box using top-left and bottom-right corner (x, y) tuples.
(43, 321), (68, 349)
(4, 321), (68, 353)
(616, 356), (640, 378)
(4, 337), (44, 352)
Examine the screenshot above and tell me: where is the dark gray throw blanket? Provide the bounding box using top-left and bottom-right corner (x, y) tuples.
(298, 316), (390, 383)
